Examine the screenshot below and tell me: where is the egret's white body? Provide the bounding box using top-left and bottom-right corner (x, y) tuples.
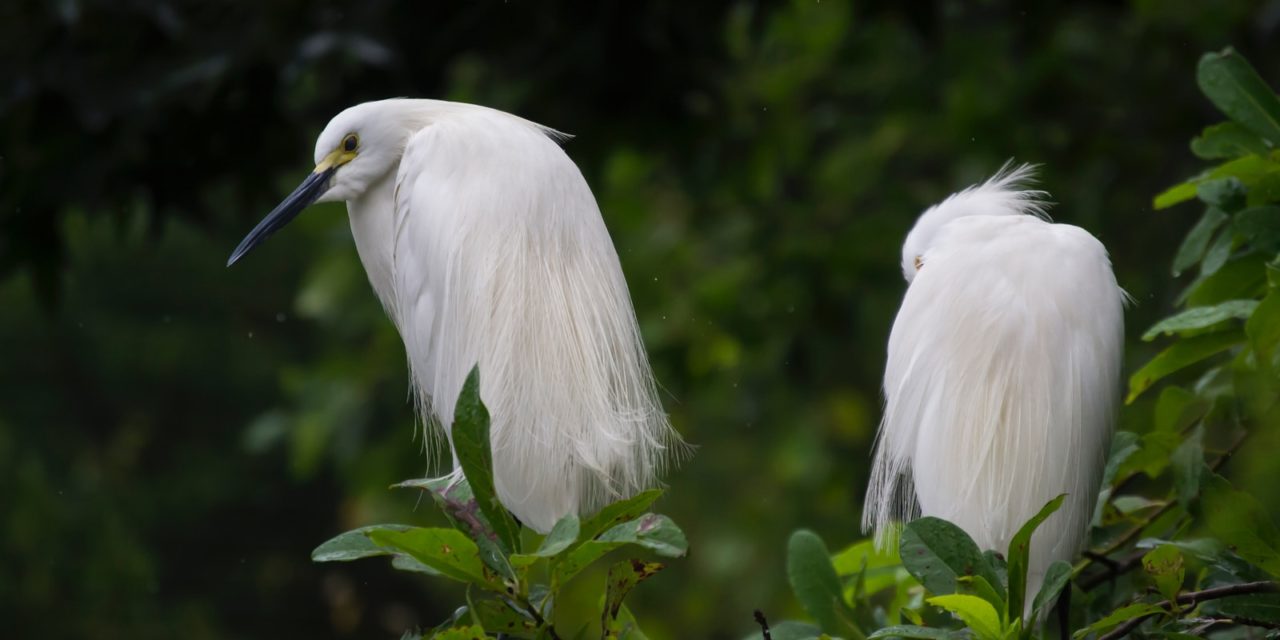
(863, 165), (1124, 610)
(231, 99), (681, 532)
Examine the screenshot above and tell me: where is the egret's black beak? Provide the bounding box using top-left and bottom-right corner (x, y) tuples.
(226, 166), (337, 266)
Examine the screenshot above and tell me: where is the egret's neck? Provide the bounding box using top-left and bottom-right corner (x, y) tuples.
(347, 169), (400, 320)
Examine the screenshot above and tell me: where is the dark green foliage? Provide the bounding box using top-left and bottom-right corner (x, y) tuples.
(771, 48), (1280, 640)
(314, 373), (688, 638)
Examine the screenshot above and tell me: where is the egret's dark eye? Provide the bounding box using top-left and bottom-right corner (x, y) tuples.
(342, 134), (359, 152)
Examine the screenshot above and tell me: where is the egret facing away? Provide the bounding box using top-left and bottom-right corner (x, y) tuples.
(863, 164), (1124, 613)
(228, 99), (682, 532)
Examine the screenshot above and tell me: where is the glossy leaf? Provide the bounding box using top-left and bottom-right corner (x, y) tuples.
(534, 514), (580, 557)
(312, 524), (415, 562)
(1142, 300), (1258, 341)
(1191, 121), (1271, 159)
(578, 489), (664, 542)
(1126, 330), (1243, 403)
(900, 517), (1004, 605)
(1006, 495), (1064, 622)
(927, 594), (1002, 640)
(1196, 177), (1246, 212)
(786, 529), (856, 635)
(1173, 207), (1229, 276)
(1197, 48), (1280, 146)
(451, 366), (522, 554)
(368, 527), (501, 590)
(554, 514), (687, 584)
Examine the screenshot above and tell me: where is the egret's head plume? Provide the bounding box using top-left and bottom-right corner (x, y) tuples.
(899, 162), (1046, 282)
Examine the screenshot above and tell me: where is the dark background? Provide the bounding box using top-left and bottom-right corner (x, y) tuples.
(3, 1), (1278, 638)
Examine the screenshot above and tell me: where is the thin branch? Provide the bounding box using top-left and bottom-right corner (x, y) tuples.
(754, 609), (773, 640)
(1097, 581), (1279, 640)
(1078, 429), (1248, 590)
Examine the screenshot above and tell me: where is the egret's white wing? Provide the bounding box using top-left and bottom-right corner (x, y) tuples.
(389, 111), (679, 532)
(865, 213), (1124, 600)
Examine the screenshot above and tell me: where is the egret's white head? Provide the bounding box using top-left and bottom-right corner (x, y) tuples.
(226, 100), (430, 266)
(899, 162), (1045, 283)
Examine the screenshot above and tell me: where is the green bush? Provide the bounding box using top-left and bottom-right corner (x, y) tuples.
(763, 48), (1280, 640)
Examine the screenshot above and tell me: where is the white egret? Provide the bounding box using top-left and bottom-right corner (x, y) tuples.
(862, 164), (1124, 612)
(228, 99), (682, 533)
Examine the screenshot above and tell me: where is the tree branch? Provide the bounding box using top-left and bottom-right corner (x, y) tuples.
(1097, 581), (1279, 640)
(754, 609), (773, 640)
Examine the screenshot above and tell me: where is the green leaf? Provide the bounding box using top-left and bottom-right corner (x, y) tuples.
(868, 625), (961, 640)
(608, 604), (650, 640)
(451, 366), (522, 555)
(1126, 330), (1244, 403)
(1155, 181), (1199, 210)
(534, 514), (580, 557)
(1198, 48), (1280, 146)
(1092, 432), (1141, 526)
(1201, 227), (1234, 276)
(787, 529), (857, 636)
(1173, 208), (1230, 277)
(602, 560), (664, 638)
(1201, 472), (1280, 577)
(1171, 426), (1204, 509)
(1235, 206), (1280, 253)
(393, 475), (516, 583)
(1030, 561), (1071, 621)
(926, 594), (1002, 640)
(900, 517), (1005, 606)
(1153, 386), (1209, 433)
(1201, 592), (1280, 624)
(470, 598), (536, 637)
(368, 528), (502, 591)
(1184, 252), (1270, 307)
(312, 524), (415, 562)
(832, 539), (907, 597)
(432, 626), (487, 640)
(1196, 177), (1247, 211)
(1142, 545), (1185, 603)
(1071, 603), (1163, 639)
(1142, 300), (1258, 341)
(311, 524), (444, 577)
(1247, 291), (1280, 361)
(1191, 121), (1272, 159)
(390, 554), (443, 575)
(554, 514), (687, 584)
(578, 489), (664, 542)
(1006, 495), (1065, 622)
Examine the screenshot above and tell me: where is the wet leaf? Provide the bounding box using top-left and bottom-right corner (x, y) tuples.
(1142, 300), (1258, 341)
(787, 529), (857, 636)
(1126, 330), (1243, 403)
(1007, 495), (1065, 622)
(451, 366), (521, 555)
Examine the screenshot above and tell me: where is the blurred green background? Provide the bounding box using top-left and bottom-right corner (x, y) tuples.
(3, 1), (1279, 638)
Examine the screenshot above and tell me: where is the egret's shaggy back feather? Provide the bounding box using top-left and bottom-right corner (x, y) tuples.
(864, 165), (1124, 611)
(340, 100), (680, 532)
